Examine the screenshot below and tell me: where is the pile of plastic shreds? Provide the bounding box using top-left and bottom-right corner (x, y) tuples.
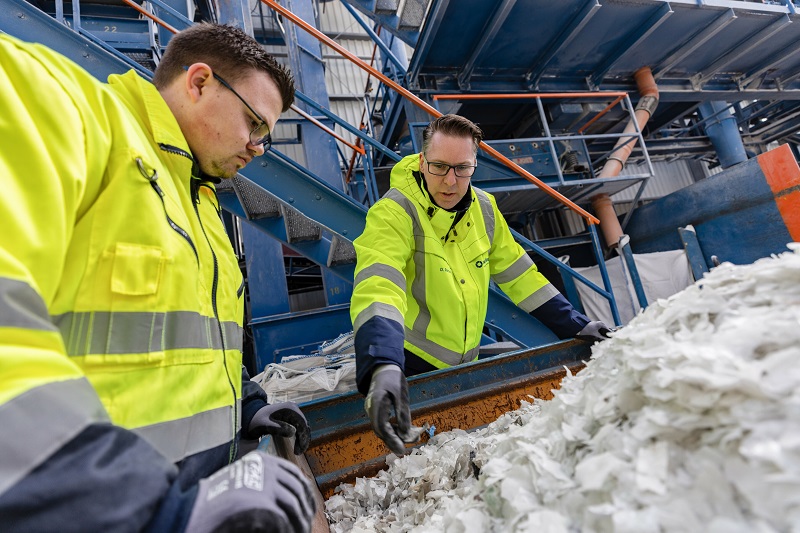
(326, 244), (800, 532)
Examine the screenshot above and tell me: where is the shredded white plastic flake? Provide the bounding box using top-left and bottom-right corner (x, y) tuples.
(326, 244), (800, 532)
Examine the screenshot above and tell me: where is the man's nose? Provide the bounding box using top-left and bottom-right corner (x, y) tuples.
(443, 169), (457, 185)
(248, 140), (266, 157)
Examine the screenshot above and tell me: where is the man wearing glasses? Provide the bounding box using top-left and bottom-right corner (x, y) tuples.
(350, 114), (610, 455)
(1, 23), (314, 532)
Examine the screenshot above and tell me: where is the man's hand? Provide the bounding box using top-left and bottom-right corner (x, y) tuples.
(185, 451), (315, 533)
(249, 402), (310, 455)
(575, 321), (613, 343)
(365, 364), (424, 455)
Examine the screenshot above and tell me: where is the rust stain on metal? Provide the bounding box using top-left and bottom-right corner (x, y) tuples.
(306, 363), (583, 498)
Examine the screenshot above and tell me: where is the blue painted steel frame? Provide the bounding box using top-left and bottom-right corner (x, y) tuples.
(250, 304), (354, 368)
(301, 338), (591, 443)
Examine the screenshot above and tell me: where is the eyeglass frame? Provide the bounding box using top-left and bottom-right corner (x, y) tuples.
(181, 66), (273, 150)
(422, 153), (477, 178)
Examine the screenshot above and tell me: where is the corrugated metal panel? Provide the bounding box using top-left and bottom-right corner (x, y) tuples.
(611, 160), (696, 202)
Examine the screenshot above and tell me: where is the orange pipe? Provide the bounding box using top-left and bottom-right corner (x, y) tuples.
(261, 0), (599, 225)
(593, 66), (659, 248)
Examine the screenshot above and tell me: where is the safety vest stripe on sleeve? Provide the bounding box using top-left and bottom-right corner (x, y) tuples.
(493, 254), (535, 284)
(354, 263), (405, 291)
(0, 378), (110, 497)
(353, 301), (404, 334)
(474, 189), (495, 245)
(53, 311), (243, 356)
(517, 283), (561, 313)
(0, 277), (58, 332)
(405, 327), (480, 367)
(132, 399), (242, 463)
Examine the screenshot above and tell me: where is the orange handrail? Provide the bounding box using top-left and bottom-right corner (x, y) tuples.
(434, 93), (628, 99)
(261, 0), (599, 225)
(291, 104), (365, 155)
(117, 2), (362, 157)
(120, 0), (178, 33)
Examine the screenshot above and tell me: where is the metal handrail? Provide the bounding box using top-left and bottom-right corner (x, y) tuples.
(261, 0), (600, 226)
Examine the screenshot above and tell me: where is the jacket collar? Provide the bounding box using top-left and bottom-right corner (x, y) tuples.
(107, 70), (193, 161)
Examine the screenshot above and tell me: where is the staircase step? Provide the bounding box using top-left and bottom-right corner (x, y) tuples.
(398, 0), (427, 30)
(375, 0), (399, 15)
(228, 175), (282, 219)
(327, 235), (357, 267)
(282, 205), (322, 243)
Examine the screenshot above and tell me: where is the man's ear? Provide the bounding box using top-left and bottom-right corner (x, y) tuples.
(419, 151), (424, 169)
(184, 63), (213, 103)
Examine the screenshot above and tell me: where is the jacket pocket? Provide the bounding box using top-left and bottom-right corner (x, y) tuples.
(110, 242), (165, 296)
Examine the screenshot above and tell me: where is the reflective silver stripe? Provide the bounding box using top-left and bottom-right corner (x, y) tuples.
(493, 254), (535, 284)
(354, 263), (405, 291)
(353, 301), (404, 334)
(53, 311), (243, 356)
(517, 283), (561, 313)
(223, 321), (244, 353)
(384, 190), (432, 335)
(474, 188), (495, 246)
(0, 378), (109, 496)
(132, 400), (241, 463)
(0, 277), (57, 332)
(405, 327), (480, 367)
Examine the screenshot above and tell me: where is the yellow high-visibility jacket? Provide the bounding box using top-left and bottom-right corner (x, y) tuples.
(351, 154), (585, 392)
(0, 35), (263, 530)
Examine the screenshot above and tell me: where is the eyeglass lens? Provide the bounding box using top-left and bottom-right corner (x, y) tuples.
(426, 161), (476, 178)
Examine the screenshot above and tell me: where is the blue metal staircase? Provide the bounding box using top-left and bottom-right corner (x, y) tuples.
(3, 0), (613, 373)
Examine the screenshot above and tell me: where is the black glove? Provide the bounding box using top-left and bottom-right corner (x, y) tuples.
(575, 320), (613, 343)
(249, 402), (311, 455)
(184, 451), (315, 533)
(365, 364), (424, 455)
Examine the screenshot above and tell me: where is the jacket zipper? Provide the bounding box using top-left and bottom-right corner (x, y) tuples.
(155, 145), (239, 463)
(137, 158), (199, 265)
(193, 180), (239, 464)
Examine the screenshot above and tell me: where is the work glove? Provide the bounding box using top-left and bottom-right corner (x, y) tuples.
(184, 450), (315, 533)
(249, 402), (311, 455)
(575, 320), (613, 343)
(365, 364), (425, 455)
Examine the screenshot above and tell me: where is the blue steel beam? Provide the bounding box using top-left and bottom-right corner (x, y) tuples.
(693, 14), (792, 89)
(652, 8), (737, 80)
(456, 0), (517, 90)
(339, 0), (406, 75)
(407, 0), (450, 85)
(216, 188), (357, 281)
(0, 0), (134, 80)
(678, 227), (710, 281)
(739, 37), (800, 89)
(337, 0), (422, 47)
(525, 0), (601, 90)
(284, 0), (352, 306)
(588, 3), (673, 89)
(239, 150), (369, 239)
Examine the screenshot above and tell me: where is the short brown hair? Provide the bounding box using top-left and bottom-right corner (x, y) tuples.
(422, 114), (484, 154)
(153, 23), (295, 112)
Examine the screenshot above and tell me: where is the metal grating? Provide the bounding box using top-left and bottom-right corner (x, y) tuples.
(327, 235), (357, 266)
(232, 175), (282, 219)
(281, 205), (322, 243)
(375, 0), (400, 15)
(399, 0), (428, 30)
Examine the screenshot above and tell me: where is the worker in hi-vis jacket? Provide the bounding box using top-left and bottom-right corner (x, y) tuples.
(350, 114), (611, 455)
(0, 25), (314, 532)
